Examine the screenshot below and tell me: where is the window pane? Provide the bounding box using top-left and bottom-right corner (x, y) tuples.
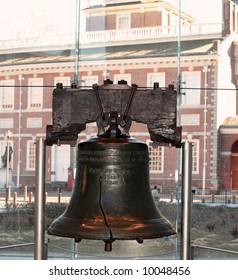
(181, 71), (201, 105)
(81, 75), (99, 87)
(54, 77), (71, 87)
(28, 78), (43, 108)
(148, 142), (164, 173)
(114, 74), (131, 85)
(192, 140), (199, 174)
(27, 141), (36, 170)
(0, 80), (14, 109)
(117, 15), (130, 29)
(147, 73), (165, 87)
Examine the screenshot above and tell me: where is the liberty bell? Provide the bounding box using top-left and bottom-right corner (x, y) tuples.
(46, 80), (181, 251)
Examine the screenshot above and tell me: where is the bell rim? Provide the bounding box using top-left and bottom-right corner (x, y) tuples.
(48, 215), (176, 241)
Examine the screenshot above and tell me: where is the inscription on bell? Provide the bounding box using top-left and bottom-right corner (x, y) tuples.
(78, 148), (148, 163)
(89, 167), (129, 185)
(78, 149), (148, 156)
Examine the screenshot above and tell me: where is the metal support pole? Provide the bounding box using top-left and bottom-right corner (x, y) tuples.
(5, 130), (12, 208)
(6, 139), (10, 188)
(17, 74), (23, 187)
(73, 0), (81, 85)
(24, 185), (27, 201)
(180, 141), (193, 260)
(34, 138), (46, 260)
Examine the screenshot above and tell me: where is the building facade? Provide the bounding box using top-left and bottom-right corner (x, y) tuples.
(1, 0), (238, 192)
(219, 118), (238, 190)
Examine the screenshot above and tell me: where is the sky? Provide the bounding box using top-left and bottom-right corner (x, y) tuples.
(183, 0), (222, 23)
(0, 0), (223, 40)
(0, 0), (75, 39)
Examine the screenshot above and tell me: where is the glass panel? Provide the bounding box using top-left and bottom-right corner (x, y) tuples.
(0, 0), (237, 263)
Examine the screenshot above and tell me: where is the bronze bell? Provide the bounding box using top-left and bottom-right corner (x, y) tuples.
(48, 136), (176, 251)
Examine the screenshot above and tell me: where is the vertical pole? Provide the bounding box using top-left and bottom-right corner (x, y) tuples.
(29, 192), (33, 204)
(5, 131), (12, 208)
(70, 0), (81, 259)
(202, 66), (208, 195)
(6, 140), (10, 188)
(180, 141), (193, 260)
(17, 74), (23, 187)
(13, 192), (17, 207)
(175, 0), (182, 259)
(73, 0), (81, 85)
(34, 138), (46, 260)
(58, 187), (62, 203)
(24, 185), (28, 201)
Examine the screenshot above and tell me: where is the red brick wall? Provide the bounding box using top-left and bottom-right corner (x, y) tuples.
(145, 11), (162, 27)
(131, 12), (143, 28)
(106, 14), (116, 30)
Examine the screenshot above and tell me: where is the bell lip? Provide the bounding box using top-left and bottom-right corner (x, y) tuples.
(47, 216), (176, 241)
(47, 228), (176, 241)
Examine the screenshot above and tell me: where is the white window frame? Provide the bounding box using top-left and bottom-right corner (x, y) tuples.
(181, 114), (200, 126)
(54, 76), (71, 88)
(191, 139), (199, 174)
(147, 140), (164, 174)
(81, 75), (99, 87)
(0, 119), (14, 129)
(117, 14), (131, 30)
(113, 74), (131, 85)
(26, 140), (36, 170)
(27, 118), (42, 128)
(28, 78), (43, 109)
(0, 80), (14, 110)
(147, 72), (165, 88)
(181, 71), (201, 106)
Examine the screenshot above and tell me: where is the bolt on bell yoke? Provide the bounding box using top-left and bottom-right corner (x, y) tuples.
(46, 80), (182, 252)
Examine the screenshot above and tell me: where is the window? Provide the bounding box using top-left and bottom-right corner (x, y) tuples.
(181, 71), (201, 105)
(27, 118), (42, 128)
(27, 140), (36, 170)
(54, 76), (71, 87)
(147, 141), (164, 173)
(147, 73), (165, 88)
(181, 114), (200, 126)
(28, 78), (43, 109)
(114, 74), (131, 85)
(0, 80), (14, 110)
(0, 119), (14, 129)
(81, 75), (99, 87)
(117, 14), (130, 30)
(191, 140), (199, 174)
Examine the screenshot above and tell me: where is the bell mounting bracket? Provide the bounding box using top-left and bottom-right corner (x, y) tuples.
(46, 79), (181, 147)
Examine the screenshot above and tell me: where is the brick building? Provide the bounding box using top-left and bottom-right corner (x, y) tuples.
(1, 0), (238, 192)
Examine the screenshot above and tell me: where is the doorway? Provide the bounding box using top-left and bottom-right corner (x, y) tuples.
(231, 140), (238, 189)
